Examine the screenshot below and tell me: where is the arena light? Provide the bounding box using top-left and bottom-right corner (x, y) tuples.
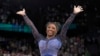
(0, 23), (31, 33)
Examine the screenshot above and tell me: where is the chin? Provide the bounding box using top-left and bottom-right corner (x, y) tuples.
(48, 34), (53, 36)
(47, 34), (54, 37)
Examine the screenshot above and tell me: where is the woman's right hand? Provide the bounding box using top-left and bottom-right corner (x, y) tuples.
(16, 8), (26, 16)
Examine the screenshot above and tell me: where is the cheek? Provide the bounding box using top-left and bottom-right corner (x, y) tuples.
(54, 29), (57, 34)
(55, 30), (58, 34)
(46, 29), (48, 33)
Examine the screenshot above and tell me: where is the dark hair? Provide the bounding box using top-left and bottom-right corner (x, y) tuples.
(46, 22), (61, 32)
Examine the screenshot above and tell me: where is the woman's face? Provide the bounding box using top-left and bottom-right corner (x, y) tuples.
(46, 23), (57, 37)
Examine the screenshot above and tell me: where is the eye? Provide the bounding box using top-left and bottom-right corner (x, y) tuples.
(52, 27), (55, 29)
(48, 26), (50, 28)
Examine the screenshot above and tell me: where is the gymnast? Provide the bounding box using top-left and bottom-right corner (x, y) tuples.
(16, 5), (83, 56)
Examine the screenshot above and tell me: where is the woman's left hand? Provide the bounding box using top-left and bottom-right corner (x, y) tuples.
(73, 5), (84, 14)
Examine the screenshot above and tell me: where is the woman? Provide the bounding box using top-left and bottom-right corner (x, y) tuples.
(16, 5), (83, 56)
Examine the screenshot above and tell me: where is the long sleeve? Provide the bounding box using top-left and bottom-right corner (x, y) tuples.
(23, 15), (41, 40)
(60, 13), (76, 37)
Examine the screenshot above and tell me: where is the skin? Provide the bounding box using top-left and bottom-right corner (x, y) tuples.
(16, 5), (84, 56)
(16, 5), (83, 39)
(46, 23), (57, 39)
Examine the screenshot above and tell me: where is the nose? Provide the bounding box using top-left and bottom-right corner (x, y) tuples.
(48, 27), (53, 31)
(49, 28), (52, 31)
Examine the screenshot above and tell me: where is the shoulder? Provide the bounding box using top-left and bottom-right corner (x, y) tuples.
(56, 35), (67, 43)
(37, 34), (45, 42)
(55, 35), (62, 42)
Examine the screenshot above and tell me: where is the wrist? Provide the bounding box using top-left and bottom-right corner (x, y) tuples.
(22, 14), (26, 16)
(73, 12), (78, 15)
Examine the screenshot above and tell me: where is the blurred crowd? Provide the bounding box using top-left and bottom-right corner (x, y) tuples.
(0, 4), (86, 27)
(0, 37), (39, 56)
(0, 36), (85, 56)
(58, 36), (85, 56)
(0, 2), (100, 56)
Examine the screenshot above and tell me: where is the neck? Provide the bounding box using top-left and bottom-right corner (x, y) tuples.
(46, 35), (55, 39)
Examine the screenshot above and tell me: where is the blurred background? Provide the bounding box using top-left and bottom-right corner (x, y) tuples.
(0, 0), (100, 56)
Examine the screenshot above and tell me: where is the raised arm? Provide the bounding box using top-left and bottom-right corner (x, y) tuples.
(16, 9), (40, 40)
(60, 5), (83, 37)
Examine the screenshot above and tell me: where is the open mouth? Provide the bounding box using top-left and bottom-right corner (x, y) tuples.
(48, 31), (52, 33)
(47, 30), (53, 34)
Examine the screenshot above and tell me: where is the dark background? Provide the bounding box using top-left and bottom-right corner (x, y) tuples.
(0, 0), (100, 56)
(0, 0), (100, 38)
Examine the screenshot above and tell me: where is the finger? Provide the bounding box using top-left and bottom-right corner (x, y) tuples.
(74, 5), (77, 8)
(80, 9), (84, 12)
(16, 12), (19, 14)
(77, 5), (81, 7)
(16, 12), (20, 14)
(78, 6), (83, 9)
(77, 6), (83, 10)
(80, 7), (83, 10)
(77, 6), (81, 8)
(23, 8), (25, 12)
(81, 9), (84, 11)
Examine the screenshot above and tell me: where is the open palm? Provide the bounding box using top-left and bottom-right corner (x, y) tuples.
(16, 9), (26, 16)
(73, 6), (83, 14)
